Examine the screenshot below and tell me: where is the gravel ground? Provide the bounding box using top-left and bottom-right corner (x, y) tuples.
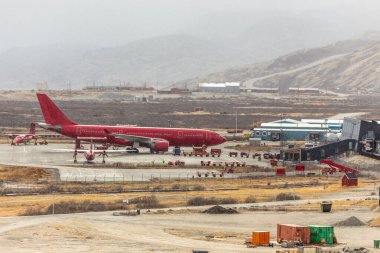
(0, 208), (379, 252)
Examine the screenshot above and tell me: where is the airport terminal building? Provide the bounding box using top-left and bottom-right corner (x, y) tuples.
(252, 118), (343, 141)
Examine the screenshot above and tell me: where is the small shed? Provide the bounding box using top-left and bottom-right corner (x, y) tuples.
(342, 173), (358, 187)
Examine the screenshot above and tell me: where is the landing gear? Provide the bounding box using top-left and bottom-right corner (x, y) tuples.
(126, 147), (139, 153)
(100, 150), (108, 163)
(150, 148), (160, 154)
(73, 149), (78, 163)
(75, 139), (81, 149)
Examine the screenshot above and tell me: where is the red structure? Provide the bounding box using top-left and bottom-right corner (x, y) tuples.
(277, 224), (310, 244)
(320, 160), (358, 174)
(295, 164), (305, 175)
(342, 173), (358, 187)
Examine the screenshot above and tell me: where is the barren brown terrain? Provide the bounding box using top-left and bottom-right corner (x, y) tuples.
(1, 90), (380, 131)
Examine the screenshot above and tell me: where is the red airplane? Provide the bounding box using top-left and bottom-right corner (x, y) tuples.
(36, 93), (226, 153)
(7, 123), (47, 145)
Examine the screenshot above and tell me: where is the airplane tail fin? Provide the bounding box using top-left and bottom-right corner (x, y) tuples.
(29, 123), (36, 134)
(36, 93), (77, 126)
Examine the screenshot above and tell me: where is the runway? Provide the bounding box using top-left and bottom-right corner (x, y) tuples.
(0, 143), (274, 182)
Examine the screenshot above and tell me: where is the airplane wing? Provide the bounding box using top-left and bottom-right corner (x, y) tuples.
(53, 149), (88, 153)
(53, 149), (128, 154)
(76, 137), (108, 142)
(111, 133), (166, 144)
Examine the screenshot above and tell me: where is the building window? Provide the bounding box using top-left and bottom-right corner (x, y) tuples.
(271, 132), (280, 141)
(309, 133), (320, 141)
(255, 131), (260, 136)
(335, 147), (339, 154)
(349, 141), (353, 150)
(262, 131), (267, 136)
(307, 152), (311, 161)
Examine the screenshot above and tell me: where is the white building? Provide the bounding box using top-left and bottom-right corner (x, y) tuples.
(198, 82), (240, 93)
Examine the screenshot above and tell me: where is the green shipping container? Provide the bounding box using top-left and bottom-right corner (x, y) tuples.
(309, 225), (334, 244)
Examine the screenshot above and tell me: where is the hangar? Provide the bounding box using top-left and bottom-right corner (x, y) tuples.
(252, 118), (343, 141)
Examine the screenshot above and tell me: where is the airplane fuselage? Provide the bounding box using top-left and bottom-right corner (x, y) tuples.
(43, 124), (226, 147)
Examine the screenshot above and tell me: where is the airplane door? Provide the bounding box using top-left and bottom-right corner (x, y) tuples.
(178, 131), (183, 139)
(76, 127), (82, 136)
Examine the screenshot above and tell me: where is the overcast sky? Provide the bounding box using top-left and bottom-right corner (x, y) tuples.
(0, 0), (379, 53)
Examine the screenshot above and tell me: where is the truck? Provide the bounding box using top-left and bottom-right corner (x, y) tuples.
(210, 148), (222, 157)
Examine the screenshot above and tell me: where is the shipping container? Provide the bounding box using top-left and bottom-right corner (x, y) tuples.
(309, 225), (334, 244)
(276, 168), (286, 175)
(277, 224), (310, 244)
(251, 231), (270, 245)
(173, 147), (181, 156)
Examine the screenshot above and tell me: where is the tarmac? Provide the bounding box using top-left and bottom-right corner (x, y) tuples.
(0, 142), (274, 182)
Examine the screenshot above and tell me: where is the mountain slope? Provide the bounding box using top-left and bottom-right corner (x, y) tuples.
(0, 44), (94, 89)
(0, 35), (252, 89)
(71, 34), (248, 86)
(182, 39), (380, 91)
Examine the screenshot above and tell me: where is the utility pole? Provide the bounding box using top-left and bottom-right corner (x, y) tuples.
(235, 112), (238, 135)
(52, 191), (56, 215)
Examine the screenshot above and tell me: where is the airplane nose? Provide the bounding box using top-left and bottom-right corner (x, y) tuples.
(220, 136), (227, 144)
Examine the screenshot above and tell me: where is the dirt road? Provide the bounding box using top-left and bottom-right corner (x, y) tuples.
(0, 207), (379, 252)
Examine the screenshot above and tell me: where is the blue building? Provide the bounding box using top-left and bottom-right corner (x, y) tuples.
(252, 118), (343, 141)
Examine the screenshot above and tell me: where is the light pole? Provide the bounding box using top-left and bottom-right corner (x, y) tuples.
(52, 191), (57, 215)
(235, 112), (238, 135)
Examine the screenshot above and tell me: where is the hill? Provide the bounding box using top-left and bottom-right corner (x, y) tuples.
(0, 10), (372, 90)
(71, 34), (248, 87)
(182, 38), (380, 91)
(0, 35), (250, 89)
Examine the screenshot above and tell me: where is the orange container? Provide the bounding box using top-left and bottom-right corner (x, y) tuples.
(252, 231), (270, 245)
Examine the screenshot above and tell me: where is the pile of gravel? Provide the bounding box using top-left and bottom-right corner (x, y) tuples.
(202, 205), (238, 214)
(333, 216), (365, 226)
(342, 246), (368, 253)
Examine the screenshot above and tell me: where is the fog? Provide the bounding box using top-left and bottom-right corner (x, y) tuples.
(1, 0), (380, 53)
(0, 0), (380, 89)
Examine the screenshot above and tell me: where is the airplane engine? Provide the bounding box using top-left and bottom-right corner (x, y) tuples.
(151, 141), (169, 153)
(85, 151), (95, 161)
